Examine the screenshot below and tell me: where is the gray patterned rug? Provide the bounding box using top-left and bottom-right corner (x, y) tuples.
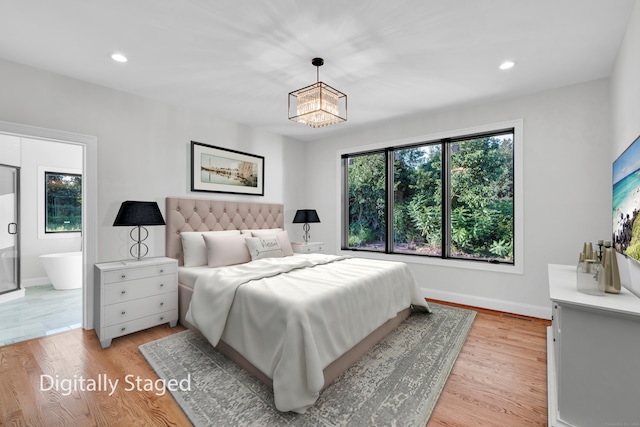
(139, 303), (475, 426)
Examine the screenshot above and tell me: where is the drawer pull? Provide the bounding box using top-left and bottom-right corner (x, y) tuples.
(160, 283), (164, 287)
(121, 311), (126, 315)
(160, 316), (164, 321)
(121, 274), (126, 279)
(121, 327), (126, 332)
(121, 290), (126, 295)
(160, 302), (164, 306)
(160, 269), (164, 273)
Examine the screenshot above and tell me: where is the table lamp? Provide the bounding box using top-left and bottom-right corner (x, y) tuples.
(113, 201), (165, 260)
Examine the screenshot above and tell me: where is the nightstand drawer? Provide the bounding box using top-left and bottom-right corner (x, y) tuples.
(292, 242), (324, 253)
(104, 309), (178, 340)
(103, 274), (177, 305)
(103, 262), (177, 284)
(103, 292), (178, 326)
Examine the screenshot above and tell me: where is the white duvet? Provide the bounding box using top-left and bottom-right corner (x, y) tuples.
(185, 253), (430, 413)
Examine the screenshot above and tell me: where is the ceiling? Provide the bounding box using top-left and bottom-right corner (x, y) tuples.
(0, 0), (634, 141)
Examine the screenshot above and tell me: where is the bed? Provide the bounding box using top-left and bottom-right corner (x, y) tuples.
(165, 197), (430, 413)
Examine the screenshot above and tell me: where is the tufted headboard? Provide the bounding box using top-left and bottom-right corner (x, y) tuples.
(165, 197), (285, 266)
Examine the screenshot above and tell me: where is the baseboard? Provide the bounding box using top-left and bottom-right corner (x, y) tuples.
(421, 288), (551, 319)
(0, 288), (25, 304)
(21, 277), (51, 288)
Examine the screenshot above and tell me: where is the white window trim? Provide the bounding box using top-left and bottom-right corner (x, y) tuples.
(38, 165), (82, 240)
(336, 119), (524, 275)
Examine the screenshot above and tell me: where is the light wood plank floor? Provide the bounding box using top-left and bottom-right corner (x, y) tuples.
(0, 300), (550, 426)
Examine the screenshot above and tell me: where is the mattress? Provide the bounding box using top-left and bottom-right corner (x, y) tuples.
(184, 253), (429, 413)
(177, 265), (209, 289)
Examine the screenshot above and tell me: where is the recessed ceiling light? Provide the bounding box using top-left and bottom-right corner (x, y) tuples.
(111, 53), (128, 63)
(499, 60), (515, 70)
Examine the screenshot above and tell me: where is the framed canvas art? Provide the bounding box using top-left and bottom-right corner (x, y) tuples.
(190, 141), (264, 196)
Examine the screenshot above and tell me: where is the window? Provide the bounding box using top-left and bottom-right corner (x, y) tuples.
(45, 172), (82, 233)
(342, 128), (515, 265)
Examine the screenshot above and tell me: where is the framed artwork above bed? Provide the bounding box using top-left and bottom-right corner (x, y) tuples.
(190, 141), (264, 196)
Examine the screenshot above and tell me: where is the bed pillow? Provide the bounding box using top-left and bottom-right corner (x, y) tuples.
(245, 236), (285, 260)
(250, 229), (294, 256)
(246, 228), (283, 236)
(202, 232), (251, 268)
(181, 230), (241, 267)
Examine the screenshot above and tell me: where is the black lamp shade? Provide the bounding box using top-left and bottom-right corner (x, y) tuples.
(293, 209), (320, 224)
(113, 201), (166, 226)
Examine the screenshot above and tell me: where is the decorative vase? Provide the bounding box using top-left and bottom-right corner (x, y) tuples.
(577, 259), (605, 295)
(601, 242), (621, 294)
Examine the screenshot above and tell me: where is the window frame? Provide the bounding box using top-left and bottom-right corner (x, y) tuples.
(337, 119), (524, 274)
(44, 170), (82, 234)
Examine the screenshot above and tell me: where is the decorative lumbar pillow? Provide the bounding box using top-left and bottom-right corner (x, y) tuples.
(245, 236), (285, 260)
(250, 230), (294, 257)
(181, 230), (241, 267)
(202, 232), (251, 268)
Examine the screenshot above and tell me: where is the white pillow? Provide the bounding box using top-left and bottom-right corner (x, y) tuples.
(250, 229), (294, 257)
(245, 236), (285, 260)
(181, 230), (240, 267)
(241, 228), (283, 236)
(202, 232), (251, 268)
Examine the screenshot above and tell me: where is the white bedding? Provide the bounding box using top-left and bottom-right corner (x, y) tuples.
(185, 253), (430, 413)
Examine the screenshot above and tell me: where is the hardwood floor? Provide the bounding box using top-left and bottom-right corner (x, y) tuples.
(0, 301), (550, 426)
(428, 301), (551, 426)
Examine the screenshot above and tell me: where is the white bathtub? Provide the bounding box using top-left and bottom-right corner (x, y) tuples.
(40, 251), (83, 290)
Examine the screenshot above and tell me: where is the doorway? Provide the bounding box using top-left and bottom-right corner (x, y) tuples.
(0, 120), (97, 335)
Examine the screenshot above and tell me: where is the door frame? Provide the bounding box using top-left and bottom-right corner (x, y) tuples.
(0, 120), (97, 330)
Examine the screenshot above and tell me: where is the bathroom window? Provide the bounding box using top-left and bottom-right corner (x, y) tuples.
(45, 172), (82, 233)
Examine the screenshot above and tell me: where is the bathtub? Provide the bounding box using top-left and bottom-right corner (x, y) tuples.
(40, 252), (83, 290)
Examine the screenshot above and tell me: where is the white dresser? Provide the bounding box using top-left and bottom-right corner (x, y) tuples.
(547, 264), (640, 426)
(94, 257), (178, 348)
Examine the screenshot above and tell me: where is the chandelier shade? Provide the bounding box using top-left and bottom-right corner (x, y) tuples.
(288, 58), (347, 128)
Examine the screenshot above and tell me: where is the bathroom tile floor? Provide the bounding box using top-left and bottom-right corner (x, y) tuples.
(0, 284), (81, 346)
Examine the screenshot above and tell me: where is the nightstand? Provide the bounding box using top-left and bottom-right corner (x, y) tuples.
(291, 242), (324, 254)
(94, 256), (178, 348)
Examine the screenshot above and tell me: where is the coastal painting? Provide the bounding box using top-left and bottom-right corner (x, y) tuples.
(613, 134), (640, 260)
(190, 141), (264, 195)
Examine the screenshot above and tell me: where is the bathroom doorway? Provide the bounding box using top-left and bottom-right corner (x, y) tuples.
(0, 120), (98, 345)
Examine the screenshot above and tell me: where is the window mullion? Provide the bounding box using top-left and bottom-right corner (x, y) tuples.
(341, 157), (349, 249)
(385, 148), (394, 253)
(442, 140), (451, 259)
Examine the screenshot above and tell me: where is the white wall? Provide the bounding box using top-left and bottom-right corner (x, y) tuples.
(305, 79), (612, 318)
(610, 0), (640, 295)
(611, 0), (640, 157)
(0, 58), (305, 265)
(20, 138), (82, 285)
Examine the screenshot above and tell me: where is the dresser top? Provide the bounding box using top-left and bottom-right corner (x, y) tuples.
(95, 256), (177, 271)
(548, 264), (640, 317)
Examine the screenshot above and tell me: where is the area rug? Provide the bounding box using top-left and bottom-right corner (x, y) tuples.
(139, 303), (475, 426)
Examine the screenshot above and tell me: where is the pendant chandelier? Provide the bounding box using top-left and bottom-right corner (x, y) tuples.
(288, 58), (347, 128)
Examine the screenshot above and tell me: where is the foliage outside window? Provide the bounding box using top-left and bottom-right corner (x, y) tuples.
(343, 129), (514, 264)
(45, 172), (82, 233)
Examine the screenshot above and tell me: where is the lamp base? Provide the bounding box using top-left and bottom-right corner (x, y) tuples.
(130, 226), (149, 260)
(303, 223), (310, 243)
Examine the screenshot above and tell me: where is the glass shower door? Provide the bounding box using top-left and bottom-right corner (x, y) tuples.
(0, 165), (19, 294)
